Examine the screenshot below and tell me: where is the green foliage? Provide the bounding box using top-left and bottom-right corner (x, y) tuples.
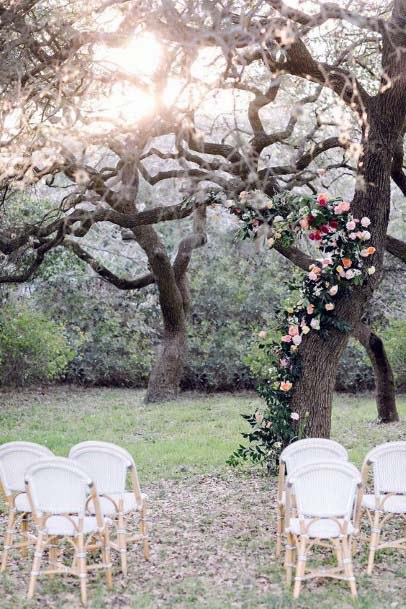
(336, 338), (374, 392)
(34, 276), (155, 387)
(381, 319), (406, 389)
(184, 236), (287, 391)
(0, 303), (73, 386)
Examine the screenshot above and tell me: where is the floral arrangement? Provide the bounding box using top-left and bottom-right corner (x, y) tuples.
(225, 190), (376, 470)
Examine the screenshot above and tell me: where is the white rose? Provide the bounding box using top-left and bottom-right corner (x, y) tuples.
(345, 269), (355, 279)
(361, 230), (371, 241)
(292, 334), (302, 346)
(273, 215), (284, 223)
(310, 318), (320, 330)
(368, 266), (376, 275)
(329, 285), (338, 296)
(361, 217), (371, 227)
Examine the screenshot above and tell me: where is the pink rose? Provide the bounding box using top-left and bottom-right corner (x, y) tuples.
(288, 326), (299, 337)
(346, 221), (356, 231)
(341, 202), (350, 211)
(280, 358), (288, 367)
(329, 285), (338, 296)
(307, 304), (314, 315)
(281, 335), (292, 343)
(258, 331), (266, 339)
(292, 334), (302, 346)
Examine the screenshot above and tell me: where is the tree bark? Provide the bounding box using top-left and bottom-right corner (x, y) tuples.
(290, 301), (357, 437)
(132, 208), (206, 403)
(354, 323), (399, 423)
(145, 323), (187, 402)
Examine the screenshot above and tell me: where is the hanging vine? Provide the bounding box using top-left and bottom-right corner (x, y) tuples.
(220, 190), (375, 469)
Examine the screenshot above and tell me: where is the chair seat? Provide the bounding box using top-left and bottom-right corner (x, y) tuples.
(14, 493), (32, 513)
(362, 493), (406, 513)
(88, 492), (145, 516)
(43, 515), (107, 536)
(286, 518), (355, 538)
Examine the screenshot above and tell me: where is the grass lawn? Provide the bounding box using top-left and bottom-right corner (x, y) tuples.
(0, 387), (405, 609)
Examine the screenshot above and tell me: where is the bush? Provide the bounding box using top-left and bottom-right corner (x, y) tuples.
(381, 319), (406, 389)
(0, 303), (73, 386)
(336, 339), (374, 392)
(34, 276), (156, 387)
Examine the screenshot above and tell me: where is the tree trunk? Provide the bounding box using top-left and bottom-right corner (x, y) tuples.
(145, 322), (187, 403)
(354, 323), (399, 423)
(290, 325), (351, 437)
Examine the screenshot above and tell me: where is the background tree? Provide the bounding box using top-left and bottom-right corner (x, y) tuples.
(0, 0), (405, 422)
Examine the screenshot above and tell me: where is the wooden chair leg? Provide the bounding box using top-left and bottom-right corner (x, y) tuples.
(117, 512), (128, 576)
(333, 538), (343, 567)
(284, 532), (295, 587)
(21, 514), (28, 558)
(367, 510), (381, 575)
(77, 534), (88, 607)
(275, 504), (284, 559)
(140, 506), (150, 561)
(28, 533), (45, 599)
(342, 537), (357, 597)
(293, 537), (307, 599)
(1, 505), (15, 572)
(102, 528), (113, 589)
(49, 538), (58, 579)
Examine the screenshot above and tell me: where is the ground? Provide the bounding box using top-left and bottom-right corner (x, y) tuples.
(0, 388), (405, 609)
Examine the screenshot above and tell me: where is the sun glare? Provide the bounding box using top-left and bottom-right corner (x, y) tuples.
(96, 33), (162, 76)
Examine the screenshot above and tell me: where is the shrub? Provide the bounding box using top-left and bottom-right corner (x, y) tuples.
(0, 303), (73, 386)
(335, 339), (374, 393)
(381, 319), (406, 389)
(34, 276), (156, 387)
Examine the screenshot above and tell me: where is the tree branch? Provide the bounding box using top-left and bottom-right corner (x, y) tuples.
(63, 239), (155, 290)
(385, 235), (406, 263)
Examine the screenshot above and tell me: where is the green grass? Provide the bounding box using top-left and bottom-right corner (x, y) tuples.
(0, 387), (405, 609)
(0, 388), (404, 478)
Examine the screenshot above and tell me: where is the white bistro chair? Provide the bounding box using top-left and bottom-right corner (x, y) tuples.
(284, 461), (362, 598)
(357, 441), (406, 574)
(69, 441), (150, 575)
(25, 457), (112, 606)
(0, 441), (54, 571)
(276, 438), (348, 558)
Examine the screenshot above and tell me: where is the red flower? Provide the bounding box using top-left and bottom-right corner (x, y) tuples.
(314, 232), (322, 241)
(252, 219), (260, 227)
(308, 233), (315, 241)
(235, 208), (242, 213)
(308, 215), (315, 224)
(329, 220), (338, 229)
(321, 225), (329, 234)
(317, 193), (329, 206)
